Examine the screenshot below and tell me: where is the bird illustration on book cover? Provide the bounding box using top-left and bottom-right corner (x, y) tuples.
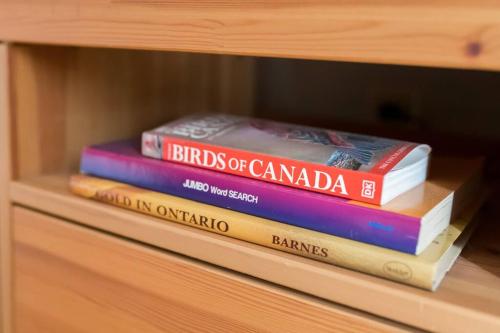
(249, 119), (394, 170)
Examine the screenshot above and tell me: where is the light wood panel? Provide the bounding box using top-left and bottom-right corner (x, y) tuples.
(10, 174), (500, 333)
(1, 1), (500, 70)
(0, 43), (12, 333)
(12, 206), (413, 333)
(10, 46), (69, 179)
(9, 45), (255, 179)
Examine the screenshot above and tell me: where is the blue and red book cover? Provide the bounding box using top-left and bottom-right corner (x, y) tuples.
(141, 114), (431, 205)
(80, 139), (476, 254)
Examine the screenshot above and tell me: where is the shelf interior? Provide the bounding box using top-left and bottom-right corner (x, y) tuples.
(5, 43), (500, 331)
(10, 44), (500, 180)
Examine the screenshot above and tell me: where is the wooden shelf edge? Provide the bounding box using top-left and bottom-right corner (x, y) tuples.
(1, 1), (500, 71)
(0, 43), (13, 333)
(15, 206), (419, 333)
(9, 174), (500, 333)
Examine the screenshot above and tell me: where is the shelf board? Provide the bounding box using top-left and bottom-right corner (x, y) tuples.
(14, 206), (412, 333)
(1, 1), (500, 71)
(10, 173), (500, 333)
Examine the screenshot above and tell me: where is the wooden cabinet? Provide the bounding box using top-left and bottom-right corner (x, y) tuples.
(1, 2), (500, 333)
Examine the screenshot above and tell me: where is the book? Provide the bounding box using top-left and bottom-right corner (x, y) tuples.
(69, 174), (484, 290)
(142, 114), (431, 205)
(81, 139), (481, 254)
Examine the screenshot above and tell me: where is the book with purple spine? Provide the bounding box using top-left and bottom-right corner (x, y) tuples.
(80, 139), (481, 254)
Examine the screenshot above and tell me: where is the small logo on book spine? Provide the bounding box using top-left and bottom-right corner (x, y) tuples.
(361, 180), (376, 199)
(383, 262), (412, 280)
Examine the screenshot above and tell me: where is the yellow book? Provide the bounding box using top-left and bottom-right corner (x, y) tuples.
(70, 174), (484, 290)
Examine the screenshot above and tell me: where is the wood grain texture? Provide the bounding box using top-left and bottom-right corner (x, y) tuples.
(0, 43), (12, 333)
(9, 45), (255, 178)
(10, 174), (500, 333)
(12, 206), (413, 333)
(1, 1), (500, 70)
(10, 46), (69, 179)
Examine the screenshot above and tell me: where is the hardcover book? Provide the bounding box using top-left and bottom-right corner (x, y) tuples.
(70, 174), (485, 290)
(142, 114), (431, 205)
(81, 139), (482, 254)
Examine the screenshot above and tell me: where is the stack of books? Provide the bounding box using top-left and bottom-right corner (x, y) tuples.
(71, 114), (484, 291)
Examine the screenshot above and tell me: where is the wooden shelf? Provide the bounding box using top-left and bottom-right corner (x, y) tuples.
(14, 206), (410, 333)
(10, 173), (500, 333)
(1, 1), (500, 71)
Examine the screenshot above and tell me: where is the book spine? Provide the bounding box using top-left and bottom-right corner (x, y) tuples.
(81, 146), (421, 253)
(70, 174), (433, 290)
(145, 133), (386, 204)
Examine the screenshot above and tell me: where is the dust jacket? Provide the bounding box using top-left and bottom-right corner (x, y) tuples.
(142, 114), (431, 205)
